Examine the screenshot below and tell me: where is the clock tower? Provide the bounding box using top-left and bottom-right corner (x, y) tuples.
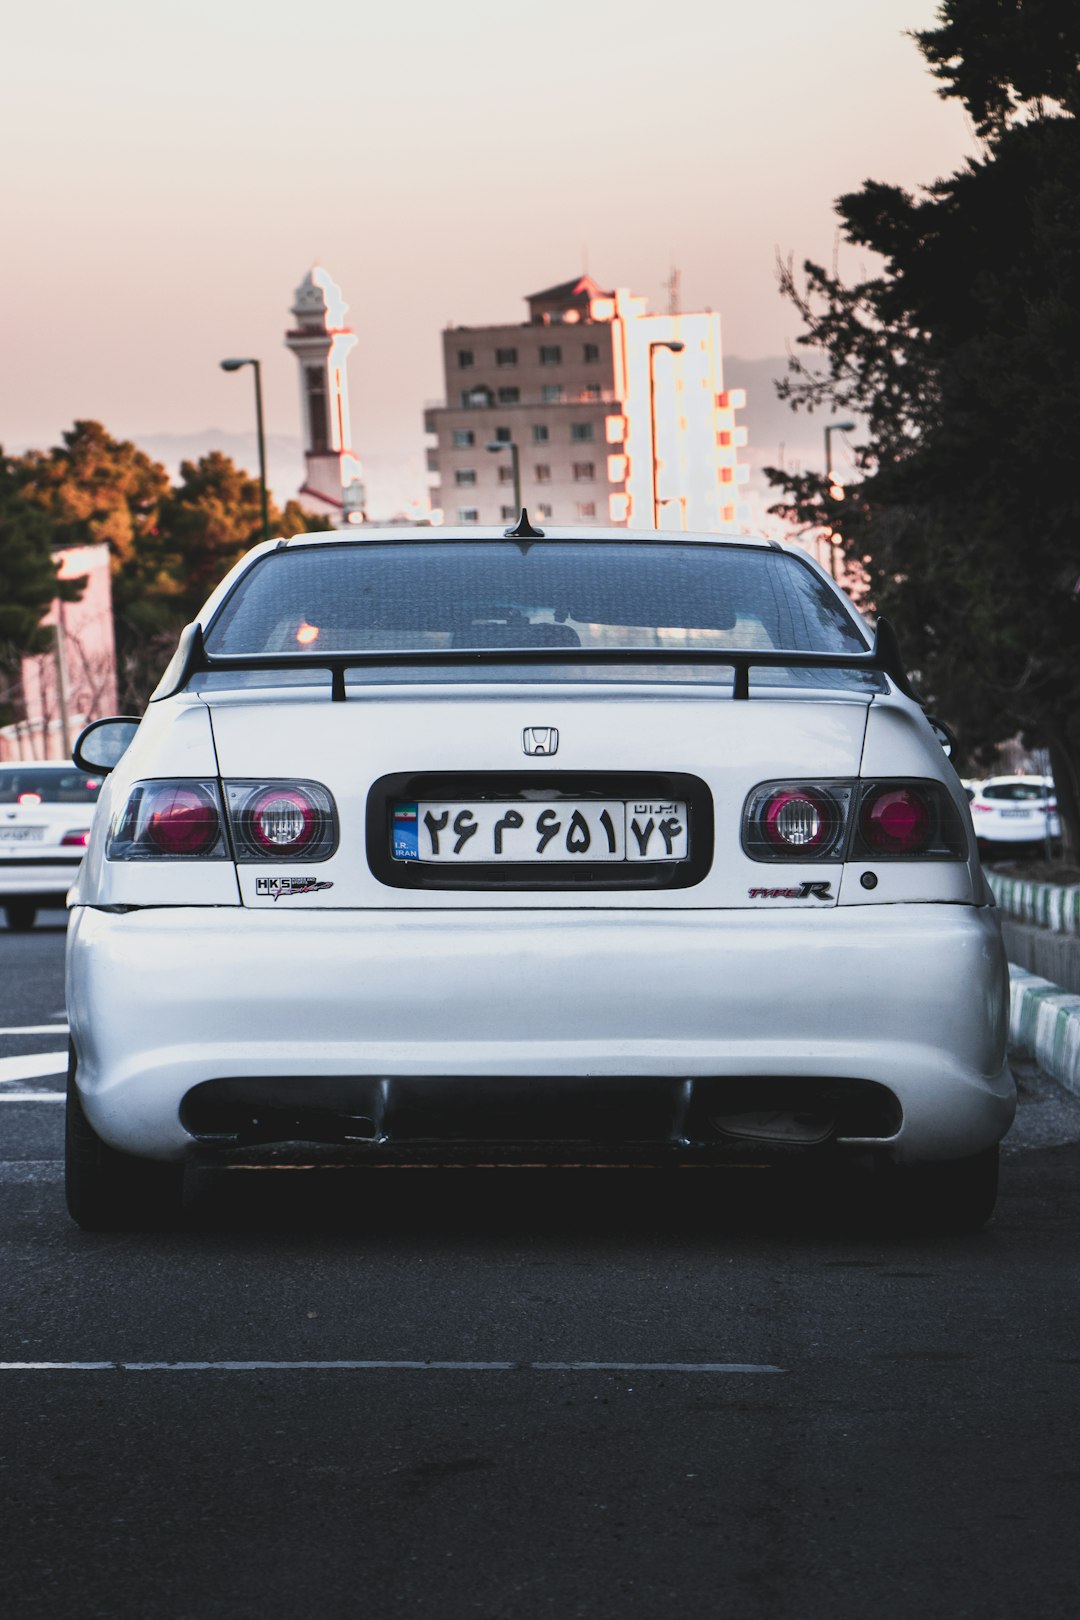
(285, 266), (365, 519)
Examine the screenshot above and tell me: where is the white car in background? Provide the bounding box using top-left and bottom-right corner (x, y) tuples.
(65, 522), (1013, 1232)
(968, 776), (1059, 847)
(0, 763), (102, 931)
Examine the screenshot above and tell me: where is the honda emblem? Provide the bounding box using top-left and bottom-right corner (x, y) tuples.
(522, 727), (559, 756)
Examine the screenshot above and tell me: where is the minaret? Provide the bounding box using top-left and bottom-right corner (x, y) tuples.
(285, 266), (365, 520)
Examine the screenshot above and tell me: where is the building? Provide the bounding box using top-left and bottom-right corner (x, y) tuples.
(0, 544), (118, 762)
(285, 267), (365, 521)
(424, 275), (748, 530)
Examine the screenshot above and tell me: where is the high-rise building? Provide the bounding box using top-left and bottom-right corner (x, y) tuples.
(285, 267), (365, 521)
(423, 275), (748, 529)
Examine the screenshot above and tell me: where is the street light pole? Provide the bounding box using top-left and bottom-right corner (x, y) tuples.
(823, 420), (855, 579)
(648, 339), (685, 529)
(220, 357), (270, 544)
(485, 439), (521, 515)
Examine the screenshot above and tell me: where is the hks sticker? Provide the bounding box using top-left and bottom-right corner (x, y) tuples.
(255, 876), (334, 900)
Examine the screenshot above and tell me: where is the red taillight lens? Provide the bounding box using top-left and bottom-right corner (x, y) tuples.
(61, 830), (90, 847)
(247, 788), (318, 854)
(859, 787), (932, 854)
(762, 789), (832, 854)
(147, 785), (221, 856)
(224, 780), (338, 862)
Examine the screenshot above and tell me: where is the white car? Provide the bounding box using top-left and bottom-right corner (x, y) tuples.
(968, 775), (1059, 847)
(66, 523), (1014, 1231)
(0, 762), (102, 931)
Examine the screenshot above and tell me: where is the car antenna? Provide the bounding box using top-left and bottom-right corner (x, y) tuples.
(503, 507), (545, 540)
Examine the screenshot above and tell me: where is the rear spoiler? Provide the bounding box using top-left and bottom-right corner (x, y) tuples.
(152, 617), (919, 705)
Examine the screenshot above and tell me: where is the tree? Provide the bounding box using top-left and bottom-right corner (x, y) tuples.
(0, 451), (86, 730)
(766, 1), (1080, 853)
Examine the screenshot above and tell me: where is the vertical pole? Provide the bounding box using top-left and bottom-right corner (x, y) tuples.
(510, 441), (521, 515)
(53, 602), (73, 760)
(649, 345), (660, 529)
(823, 425), (838, 580)
(252, 360), (270, 544)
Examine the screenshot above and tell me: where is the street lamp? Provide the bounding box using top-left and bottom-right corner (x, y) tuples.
(648, 339), (685, 528)
(485, 438), (521, 515)
(220, 357), (270, 545)
(823, 420), (855, 578)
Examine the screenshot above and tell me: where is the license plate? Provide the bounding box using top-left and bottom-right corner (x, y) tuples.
(1000, 808), (1033, 819)
(392, 800), (689, 863)
(0, 826), (45, 842)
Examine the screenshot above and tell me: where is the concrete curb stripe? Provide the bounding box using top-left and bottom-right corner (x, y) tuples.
(989, 873), (1080, 937)
(1008, 963), (1080, 1097)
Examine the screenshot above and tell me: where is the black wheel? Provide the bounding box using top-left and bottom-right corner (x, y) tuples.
(65, 1048), (185, 1230)
(4, 900), (37, 931)
(877, 1144), (1000, 1234)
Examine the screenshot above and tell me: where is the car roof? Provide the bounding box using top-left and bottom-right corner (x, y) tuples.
(276, 525), (779, 551)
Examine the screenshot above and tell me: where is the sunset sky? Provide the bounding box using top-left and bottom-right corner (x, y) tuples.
(2, 0), (977, 512)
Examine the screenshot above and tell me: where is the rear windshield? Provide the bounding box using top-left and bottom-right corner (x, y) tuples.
(981, 782), (1050, 802)
(202, 540), (877, 691)
(0, 768), (103, 805)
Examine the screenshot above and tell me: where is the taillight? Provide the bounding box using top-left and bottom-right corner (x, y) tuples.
(852, 781), (967, 860)
(744, 779), (969, 863)
(61, 830), (90, 847)
(743, 782), (852, 861)
(107, 781), (228, 861)
(858, 786), (931, 854)
(225, 780), (337, 862)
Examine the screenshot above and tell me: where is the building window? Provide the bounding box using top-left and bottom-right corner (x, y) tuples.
(581, 384), (602, 401)
(570, 422), (595, 443)
(498, 386), (520, 404)
(534, 465), (551, 483)
(457, 508), (479, 523)
(541, 385), (564, 404)
(493, 425), (512, 442)
(463, 387), (492, 408)
(573, 462), (595, 482)
(454, 468), (477, 486)
(537, 504), (553, 519)
(583, 342), (600, 362)
(500, 505), (517, 520)
(498, 465), (514, 485)
(305, 366), (329, 454)
(531, 424), (549, 444)
(457, 349), (474, 369)
(495, 347), (518, 368)
(576, 502), (597, 518)
(452, 429), (475, 448)
(539, 345), (562, 365)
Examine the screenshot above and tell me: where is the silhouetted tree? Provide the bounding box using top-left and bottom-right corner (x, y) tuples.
(0, 451), (85, 727)
(766, 0), (1080, 852)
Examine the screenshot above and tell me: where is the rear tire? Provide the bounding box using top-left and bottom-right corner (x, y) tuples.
(65, 1048), (185, 1230)
(4, 901), (37, 931)
(877, 1144), (1000, 1235)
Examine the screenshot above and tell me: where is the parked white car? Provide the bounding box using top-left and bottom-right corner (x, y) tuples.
(65, 524), (1014, 1231)
(968, 775), (1059, 847)
(0, 763), (102, 931)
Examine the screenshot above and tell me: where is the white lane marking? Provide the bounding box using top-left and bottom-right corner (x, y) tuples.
(0, 1053), (68, 1084)
(0, 1360), (785, 1374)
(0, 1092), (65, 1103)
(0, 1025), (69, 1036)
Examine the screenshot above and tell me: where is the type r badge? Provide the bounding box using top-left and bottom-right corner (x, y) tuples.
(522, 727), (558, 756)
(255, 876), (334, 900)
(748, 881), (833, 901)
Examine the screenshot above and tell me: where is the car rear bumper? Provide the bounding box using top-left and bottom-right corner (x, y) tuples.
(0, 859), (83, 901)
(67, 903), (1014, 1166)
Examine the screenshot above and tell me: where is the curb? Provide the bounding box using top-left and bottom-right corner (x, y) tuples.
(988, 872), (1080, 935)
(1009, 964), (1080, 1097)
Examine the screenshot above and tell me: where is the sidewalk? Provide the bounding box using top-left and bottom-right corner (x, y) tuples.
(989, 870), (1080, 1095)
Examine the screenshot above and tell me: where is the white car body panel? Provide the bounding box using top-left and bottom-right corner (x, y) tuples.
(65, 526), (1013, 1174)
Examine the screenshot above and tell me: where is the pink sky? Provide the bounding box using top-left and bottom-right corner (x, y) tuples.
(1, 0), (976, 513)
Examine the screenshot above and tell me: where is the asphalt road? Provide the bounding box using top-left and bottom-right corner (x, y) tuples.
(2, 917), (1080, 1619)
